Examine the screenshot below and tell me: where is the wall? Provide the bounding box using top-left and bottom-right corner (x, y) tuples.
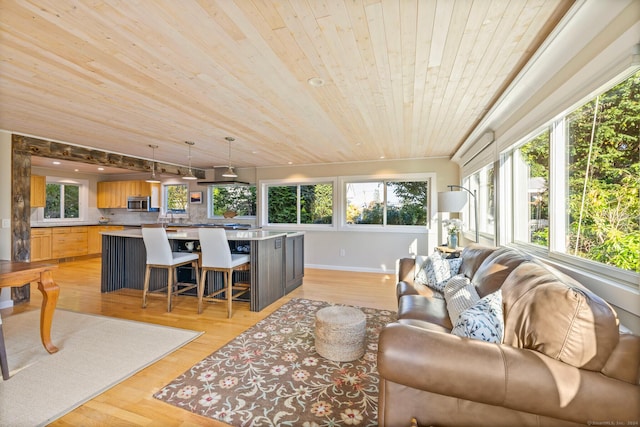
(0, 131), (12, 307)
(256, 158), (459, 273)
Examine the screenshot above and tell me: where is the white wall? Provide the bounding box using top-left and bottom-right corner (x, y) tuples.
(0, 131), (13, 308)
(257, 158), (459, 273)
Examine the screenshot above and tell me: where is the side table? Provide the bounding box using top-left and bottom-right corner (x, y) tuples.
(436, 245), (463, 259)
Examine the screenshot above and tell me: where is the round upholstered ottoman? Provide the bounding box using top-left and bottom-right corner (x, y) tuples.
(315, 306), (367, 362)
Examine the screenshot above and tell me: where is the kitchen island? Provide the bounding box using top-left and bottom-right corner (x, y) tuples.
(100, 228), (304, 312)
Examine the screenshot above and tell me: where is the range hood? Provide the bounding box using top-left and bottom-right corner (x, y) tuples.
(197, 168), (250, 186)
(197, 179), (250, 186)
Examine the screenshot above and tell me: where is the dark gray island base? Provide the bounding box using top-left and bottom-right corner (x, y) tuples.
(100, 229), (304, 312)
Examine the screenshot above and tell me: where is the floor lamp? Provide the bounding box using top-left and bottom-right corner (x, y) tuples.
(437, 185), (479, 243)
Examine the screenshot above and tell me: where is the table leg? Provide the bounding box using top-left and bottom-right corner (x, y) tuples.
(37, 271), (59, 354)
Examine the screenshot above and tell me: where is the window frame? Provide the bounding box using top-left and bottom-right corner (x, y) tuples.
(163, 183), (189, 216)
(41, 176), (88, 223)
(339, 173), (436, 233)
(260, 177), (337, 230)
(500, 67), (640, 289)
(207, 184), (257, 219)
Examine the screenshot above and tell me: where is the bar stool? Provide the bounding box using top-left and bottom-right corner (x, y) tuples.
(141, 227), (200, 312)
(198, 228), (250, 317)
(0, 312), (8, 380)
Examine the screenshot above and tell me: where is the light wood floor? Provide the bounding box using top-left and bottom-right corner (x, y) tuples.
(2, 257), (398, 426)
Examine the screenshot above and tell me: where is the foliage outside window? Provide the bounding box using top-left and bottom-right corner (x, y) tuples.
(267, 183), (333, 225)
(515, 130), (550, 247)
(564, 71), (639, 272)
(165, 184), (188, 213)
(45, 183), (80, 219)
(209, 185), (256, 217)
(345, 180), (428, 226)
(507, 70), (639, 274)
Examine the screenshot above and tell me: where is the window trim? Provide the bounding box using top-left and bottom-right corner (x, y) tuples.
(207, 184), (257, 219)
(499, 68), (640, 290)
(338, 172), (436, 233)
(41, 176), (88, 223)
(260, 177), (337, 230)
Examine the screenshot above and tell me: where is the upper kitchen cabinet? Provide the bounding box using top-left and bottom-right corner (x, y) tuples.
(30, 174), (46, 207)
(97, 180), (160, 208)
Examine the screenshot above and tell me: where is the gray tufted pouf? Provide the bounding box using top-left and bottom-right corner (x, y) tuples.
(315, 306), (367, 362)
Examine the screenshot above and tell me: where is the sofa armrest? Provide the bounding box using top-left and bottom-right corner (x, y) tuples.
(378, 322), (639, 424)
(397, 257), (416, 285)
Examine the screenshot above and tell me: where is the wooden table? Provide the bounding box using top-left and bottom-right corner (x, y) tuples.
(0, 260), (60, 353)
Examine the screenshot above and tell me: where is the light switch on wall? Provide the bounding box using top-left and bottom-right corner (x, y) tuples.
(1, 219), (10, 228)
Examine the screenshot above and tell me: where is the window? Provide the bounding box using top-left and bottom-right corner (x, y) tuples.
(504, 69), (639, 276)
(208, 185), (256, 217)
(463, 164), (496, 237)
(165, 184), (188, 213)
(45, 182), (80, 219)
(266, 183), (333, 225)
(564, 72), (639, 271)
(345, 179), (428, 227)
(513, 129), (550, 246)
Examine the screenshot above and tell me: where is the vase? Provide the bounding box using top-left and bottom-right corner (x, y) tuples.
(448, 234), (458, 249)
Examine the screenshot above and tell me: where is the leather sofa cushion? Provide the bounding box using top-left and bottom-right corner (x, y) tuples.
(501, 262), (619, 371)
(601, 332), (640, 384)
(398, 294), (453, 330)
(459, 244), (496, 279)
(471, 246), (532, 297)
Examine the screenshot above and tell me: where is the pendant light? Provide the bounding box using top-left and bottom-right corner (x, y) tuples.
(183, 140), (197, 180)
(145, 144), (161, 183)
(221, 136), (238, 178)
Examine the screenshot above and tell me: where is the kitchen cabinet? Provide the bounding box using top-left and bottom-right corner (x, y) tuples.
(97, 180), (160, 208)
(31, 228), (52, 261)
(88, 225), (124, 254)
(31, 175), (46, 208)
(51, 227), (88, 258)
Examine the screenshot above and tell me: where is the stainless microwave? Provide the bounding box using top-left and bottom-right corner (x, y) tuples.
(127, 196), (151, 211)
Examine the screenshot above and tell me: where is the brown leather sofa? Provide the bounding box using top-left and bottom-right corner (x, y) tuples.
(378, 244), (640, 427)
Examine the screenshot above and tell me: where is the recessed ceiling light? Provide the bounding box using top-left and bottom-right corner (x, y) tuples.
(288, 161), (293, 165)
(379, 156), (385, 159)
(74, 169), (79, 172)
(307, 77), (325, 87)
(52, 161), (61, 165)
(98, 167), (105, 171)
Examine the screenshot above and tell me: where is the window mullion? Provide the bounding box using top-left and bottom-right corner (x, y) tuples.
(549, 119), (566, 254)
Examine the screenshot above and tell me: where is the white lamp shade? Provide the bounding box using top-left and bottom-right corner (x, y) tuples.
(438, 191), (468, 212)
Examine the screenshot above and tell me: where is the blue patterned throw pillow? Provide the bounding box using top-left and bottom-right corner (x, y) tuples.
(451, 290), (504, 343)
(414, 252), (452, 292)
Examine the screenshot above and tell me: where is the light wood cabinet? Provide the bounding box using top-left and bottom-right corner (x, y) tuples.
(97, 180), (161, 208)
(87, 225), (124, 254)
(51, 227), (88, 258)
(30, 175), (46, 207)
(31, 228), (52, 261)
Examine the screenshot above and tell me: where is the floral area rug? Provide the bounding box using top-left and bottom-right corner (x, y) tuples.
(154, 298), (396, 426)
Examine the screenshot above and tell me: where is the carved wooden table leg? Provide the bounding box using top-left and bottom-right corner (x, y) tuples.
(37, 270), (59, 354)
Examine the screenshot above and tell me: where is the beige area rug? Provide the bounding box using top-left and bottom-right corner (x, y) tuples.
(155, 298), (396, 426)
(1, 309), (201, 427)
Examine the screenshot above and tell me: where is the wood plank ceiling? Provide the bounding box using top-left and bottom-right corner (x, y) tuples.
(0, 0), (573, 170)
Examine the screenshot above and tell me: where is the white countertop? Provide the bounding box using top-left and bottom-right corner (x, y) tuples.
(101, 228), (303, 241)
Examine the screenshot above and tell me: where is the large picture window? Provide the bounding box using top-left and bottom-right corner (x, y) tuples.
(345, 179), (428, 227)
(504, 69), (639, 276)
(564, 72), (639, 271)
